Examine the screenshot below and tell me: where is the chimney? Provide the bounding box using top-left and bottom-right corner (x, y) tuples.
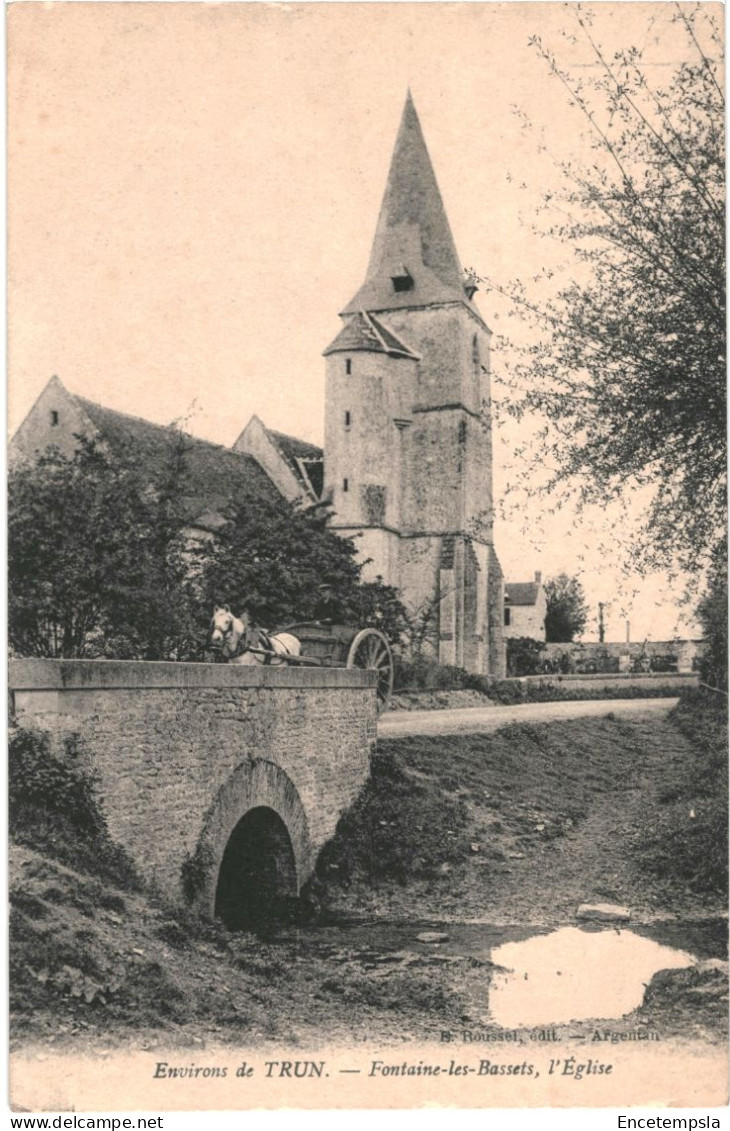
(534, 571), (542, 584)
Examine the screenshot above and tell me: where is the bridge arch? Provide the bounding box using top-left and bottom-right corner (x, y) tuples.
(191, 759), (313, 925)
(10, 661), (375, 907)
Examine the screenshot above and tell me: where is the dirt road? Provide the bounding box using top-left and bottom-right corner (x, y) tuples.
(379, 696), (679, 736)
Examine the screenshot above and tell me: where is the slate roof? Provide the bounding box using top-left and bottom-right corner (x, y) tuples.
(76, 398), (282, 530)
(370, 313), (420, 357)
(323, 310), (419, 359)
(267, 428), (324, 500)
(505, 582), (541, 606)
(343, 93), (476, 315)
(268, 428), (322, 464)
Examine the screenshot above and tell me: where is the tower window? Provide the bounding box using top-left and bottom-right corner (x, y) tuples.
(344, 411), (351, 428)
(343, 477), (349, 492)
(50, 410), (59, 426)
(345, 358), (352, 375)
(391, 267), (414, 293)
(458, 419), (467, 445)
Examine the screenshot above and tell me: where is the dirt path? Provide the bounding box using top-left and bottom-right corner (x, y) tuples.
(333, 710), (719, 927)
(379, 697), (678, 737)
(471, 716), (683, 925)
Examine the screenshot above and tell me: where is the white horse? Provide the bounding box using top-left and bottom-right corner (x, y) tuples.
(209, 605), (301, 666)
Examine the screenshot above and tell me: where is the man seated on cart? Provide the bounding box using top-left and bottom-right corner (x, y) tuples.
(312, 583), (354, 628)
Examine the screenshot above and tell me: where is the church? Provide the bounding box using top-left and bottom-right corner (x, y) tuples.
(319, 93), (505, 676)
(12, 94), (506, 677)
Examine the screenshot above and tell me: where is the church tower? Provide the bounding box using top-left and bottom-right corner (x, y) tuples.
(324, 94), (505, 676)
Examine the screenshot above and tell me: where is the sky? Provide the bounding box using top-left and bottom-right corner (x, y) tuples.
(8, 1), (719, 641)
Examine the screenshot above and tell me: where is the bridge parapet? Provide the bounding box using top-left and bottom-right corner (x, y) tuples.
(9, 659), (376, 915)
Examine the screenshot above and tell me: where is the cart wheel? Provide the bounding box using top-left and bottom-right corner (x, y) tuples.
(346, 629), (394, 714)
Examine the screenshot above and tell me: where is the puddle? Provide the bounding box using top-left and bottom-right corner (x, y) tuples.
(488, 926), (696, 1028)
(268, 916), (721, 1029)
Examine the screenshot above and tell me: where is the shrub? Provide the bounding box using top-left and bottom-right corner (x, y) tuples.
(506, 636), (546, 676)
(181, 842), (216, 904)
(696, 541), (728, 690)
(394, 657), (481, 692)
(9, 727), (140, 889)
(486, 679), (681, 705)
(486, 679), (528, 705)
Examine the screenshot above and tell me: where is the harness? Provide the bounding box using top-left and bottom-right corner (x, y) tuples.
(256, 629), (291, 664)
(214, 614), (290, 664)
(230, 634), (248, 661)
(257, 630), (274, 665)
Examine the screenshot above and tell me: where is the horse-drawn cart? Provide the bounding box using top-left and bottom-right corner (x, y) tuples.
(210, 607), (395, 713)
(275, 623), (394, 713)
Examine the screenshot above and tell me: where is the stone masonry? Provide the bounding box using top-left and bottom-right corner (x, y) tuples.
(9, 660), (376, 916)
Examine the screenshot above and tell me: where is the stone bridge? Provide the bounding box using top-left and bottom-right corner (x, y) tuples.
(9, 659), (376, 928)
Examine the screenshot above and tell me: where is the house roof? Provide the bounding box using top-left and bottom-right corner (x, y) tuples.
(505, 582), (540, 606)
(267, 427), (324, 500)
(342, 93), (476, 315)
(323, 310), (419, 359)
(76, 397), (282, 530)
(267, 428), (322, 464)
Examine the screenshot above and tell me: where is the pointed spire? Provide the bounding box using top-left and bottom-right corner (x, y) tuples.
(343, 93), (469, 314)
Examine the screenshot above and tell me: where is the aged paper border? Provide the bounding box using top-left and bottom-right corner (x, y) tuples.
(7, 0), (728, 1116)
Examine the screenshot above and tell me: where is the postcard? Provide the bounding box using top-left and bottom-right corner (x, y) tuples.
(7, 1), (727, 1114)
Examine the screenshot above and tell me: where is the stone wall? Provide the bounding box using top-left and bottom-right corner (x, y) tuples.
(325, 350), (416, 540)
(9, 660), (376, 913)
(385, 305), (490, 416)
(541, 639), (706, 674)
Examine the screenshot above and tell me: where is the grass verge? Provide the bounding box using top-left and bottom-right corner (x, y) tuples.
(636, 689), (728, 895)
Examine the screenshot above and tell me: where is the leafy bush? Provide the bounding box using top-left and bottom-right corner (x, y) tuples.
(393, 658), (683, 704)
(485, 679), (529, 705)
(649, 653), (679, 674)
(10, 729), (101, 832)
(506, 636), (546, 676)
(696, 541), (728, 690)
(9, 728), (140, 889)
(181, 842), (216, 904)
(9, 438), (407, 660)
(393, 657), (495, 695)
(487, 679), (681, 705)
